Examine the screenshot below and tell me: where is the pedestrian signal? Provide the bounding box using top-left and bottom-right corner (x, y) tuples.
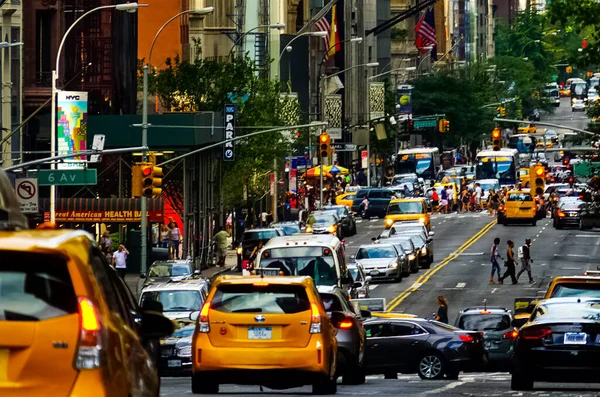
(142, 165), (163, 197)
(492, 128), (502, 151)
(530, 163), (545, 196)
(319, 132), (331, 158)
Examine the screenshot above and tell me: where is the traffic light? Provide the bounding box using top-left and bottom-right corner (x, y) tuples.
(438, 119), (450, 132)
(492, 128), (502, 151)
(142, 164), (163, 197)
(407, 119), (414, 134)
(319, 132), (331, 158)
(530, 163), (545, 196)
(131, 164), (143, 197)
(496, 107), (506, 118)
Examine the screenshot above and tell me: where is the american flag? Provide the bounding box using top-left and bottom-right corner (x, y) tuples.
(414, 8), (437, 60)
(315, 6), (334, 60)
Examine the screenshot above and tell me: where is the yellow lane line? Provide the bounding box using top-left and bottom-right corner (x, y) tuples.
(386, 219), (497, 312)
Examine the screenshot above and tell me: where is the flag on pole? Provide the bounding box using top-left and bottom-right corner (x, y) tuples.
(315, 5), (340, 60)
(414, 7), (437, 61)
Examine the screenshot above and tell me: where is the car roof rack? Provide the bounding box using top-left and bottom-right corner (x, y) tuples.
(463, 306), (509, 312)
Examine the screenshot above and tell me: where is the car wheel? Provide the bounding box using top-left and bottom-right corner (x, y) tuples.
(384, 372), (398, 379)
(511, 372), (534, 391)
(532, 218), (537, 226)
(418, 352), (445, 380)
(395, 269), (403, 282)
(313, 355), (337, 395)
(556, 222), (562, 230)
(192, 373), (219, 394)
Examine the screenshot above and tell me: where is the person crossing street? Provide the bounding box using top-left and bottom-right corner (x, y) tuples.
(517, 238), (534, 284)
(499, 240), (518, 285)
(490, 237), (503, 284)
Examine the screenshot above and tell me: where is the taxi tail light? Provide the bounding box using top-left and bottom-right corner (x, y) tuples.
(75, 297), (103, 369)
(521, 327), (552, 340)
(558, 210), (566, 218)
(198, 301), (211, 333)
(309, 303), (322, 334)
(503, 329), (519, 339)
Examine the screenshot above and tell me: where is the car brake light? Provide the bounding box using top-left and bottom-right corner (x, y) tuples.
(503, 329), (519, 339)
(309, 303), (322, 334)
(521, 327), (552, 340)
(458, 334), (474, 343)
(339, 317), (353, 329)
(558, 211), (566, 218)
(199, 301), (211, 333)
(75, 297), (102, 369)
(498, 205), (504, 211)
(253, 282), (270, 286)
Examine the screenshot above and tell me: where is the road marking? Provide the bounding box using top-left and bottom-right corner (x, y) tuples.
(458, 252), (484, 256)
(410, 282), (422, 289)
(576, 234), (599, 238)
(554, 253), (590, 258)
(561, 267), (583, 270)
(369, 285), (378, 290)
(423, 381), (465, 394)
(491, 288), (497, 294)
(386, 219), (497, 311)
(456, 282), (466, 288)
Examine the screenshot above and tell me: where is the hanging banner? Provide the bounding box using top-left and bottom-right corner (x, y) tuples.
(289, 169), (297, 193)
(369, 82), (385, 121)
(324, 94), (342, 140)
(396, 84), (413, 115)
(57, 91), (88, 169)
(223, 104), (236, 161)
(361, 150), (368, 169)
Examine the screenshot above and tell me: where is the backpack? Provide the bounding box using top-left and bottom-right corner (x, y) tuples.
(517, 246), (524, 259)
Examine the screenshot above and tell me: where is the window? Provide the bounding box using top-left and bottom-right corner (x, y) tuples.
(365, 322), (387, 338)
(349, 267), (363, 282)
(550, 283), (600, 298)
(148, 262), (192, 277)
(211, 284), (310, 314)
(319, 293), (344, 312)
(387, 202), (424, 215)
(0, 251), (77, 321)
(89, 251), (123, 316)
(243, 230), (280, 241)
(507, 193), (533, 202)
(389, 323), (425, 336)
(356, 246), (397, 259)
(140, 290), (204, 312)
(457, 314), (511, 331)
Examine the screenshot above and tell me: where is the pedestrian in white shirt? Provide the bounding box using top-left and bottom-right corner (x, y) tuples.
(446, 187), (454, 213)
(475, 183), (483, 211)
(112, 244), (129, 280)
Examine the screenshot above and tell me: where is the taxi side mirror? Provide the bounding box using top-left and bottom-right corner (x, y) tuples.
(352, 281), (362, 288)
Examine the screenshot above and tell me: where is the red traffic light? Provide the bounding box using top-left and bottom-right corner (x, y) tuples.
(569, 177), (574, 183)
(142, 167), (152, 177)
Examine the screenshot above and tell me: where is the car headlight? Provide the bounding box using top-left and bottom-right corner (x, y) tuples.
(385, 218), (394, 226)
(409, 254), (416, 261)
(236, 247), (243, 255)
(388, 261), (398, 269)
(418, 217), (426, 224)
(327, 225), (336, 233)
(421, 247), (427, 255)
(306, 226), (313, 233)
(572, 98), (577, 104)
(177, 345), (192, 357)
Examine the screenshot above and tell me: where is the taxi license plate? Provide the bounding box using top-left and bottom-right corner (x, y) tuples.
(167, 360), (182, 367)
(248, 327), (272, 340)
(564, 332), (587, 344)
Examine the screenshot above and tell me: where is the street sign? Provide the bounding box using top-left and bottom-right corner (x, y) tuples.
(89, 134), (105, 163)
(15, 178), (39, 214)
(223, 104), (236, 162)
(331, 143), (356, 151)
(414, 120), (437, 129)
(37, 169), (97, 186)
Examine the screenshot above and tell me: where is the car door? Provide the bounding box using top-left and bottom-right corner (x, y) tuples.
(385, 322), (430, 370)
(364, 322), (396, 369)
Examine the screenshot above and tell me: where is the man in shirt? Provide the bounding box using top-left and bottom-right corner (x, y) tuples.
(517, 238), (534, 284)
(474, 183), (483, 211)
(112, 244), (129, 280)
(213, 226), (231, 267)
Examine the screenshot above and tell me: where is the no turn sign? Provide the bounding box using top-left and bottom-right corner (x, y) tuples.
(15, 178), (39, 214)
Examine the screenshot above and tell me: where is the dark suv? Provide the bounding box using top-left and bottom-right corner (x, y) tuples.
(351, 188), (395, 218)
(236, 228), (284, 269)
(579, 202), (600, 230)
(454, 306), (516, 371)
(318, 286), (367, 385)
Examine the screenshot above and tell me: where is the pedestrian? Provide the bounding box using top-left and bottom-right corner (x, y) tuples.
(213, 226), (230, 268)
(474, 183), (482, 211)
(490, 237), (503, 284)
(104, 246), (113, 265)
(360, 196), (369, 219)
(169, 222), (182, 260)
(499, 240), (518, 285)
(112, 244), (129, 279)
(431, 189), (439, 213)
(440, 186), (449, 214)
(160, 224), (170, 248)
(99, 231), (112, 250)
(403, 184), (412, 197)
(260, 211), (268, 227)
(435, 296), (449, 324)
(517, 238), (534, 284)
(249, 241), (264, 268)
(461, 187), (470, 213)
(446, 186), (454, 213)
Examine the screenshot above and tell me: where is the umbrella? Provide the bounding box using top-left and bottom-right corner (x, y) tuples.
(302, 167), (333, 179)
(324, 165), (350, 175)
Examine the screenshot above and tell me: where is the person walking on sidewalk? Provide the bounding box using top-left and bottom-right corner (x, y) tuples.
(490, 238), (503, 284)
(517, 238), (534, 284)
(169, 222), (182, 260)
(499, 240), (518, 285)
(112, 244), (129, 280)
(213, 226), (230, 268)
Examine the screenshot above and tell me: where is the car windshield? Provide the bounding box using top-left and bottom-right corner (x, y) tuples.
(343, 194), (356, 201)
(507, 193), (533, 201)
(479, 183), (498, 191)
(519, 123), (530, 129)
(258, 247), (338, 286)
(244, 230), (279, 241)
(387, 239), (413, 252)
(356, 246), (397, 259)
(550, 283), (600, 298)
(211, 284), (310, 314)
(148, 263), (192, 277)
(561, 203), (585, 211)
(140, 290), (203, 312)
(173, 325), (195, 338)
(312, 215), (336, 224)
(407, 234), (426, 246)
(0, 252), (78, 321)
(387, 202), (423, 215)
(458, 314), (511, 331)
(323, 207), (346, 217)
(271, 224), (300, 235)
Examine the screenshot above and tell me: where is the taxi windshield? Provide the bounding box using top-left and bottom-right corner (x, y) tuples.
(388, 202), (423, 215)
(356, 246), (397, 259)
(140, 290), (203, 312)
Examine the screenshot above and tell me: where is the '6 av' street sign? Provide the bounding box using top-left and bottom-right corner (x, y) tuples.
(36, 169), (98, 186)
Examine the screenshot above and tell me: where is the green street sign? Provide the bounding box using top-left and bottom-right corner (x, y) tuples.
(37, 169), (98, 186)
(414, 120), (437, 129)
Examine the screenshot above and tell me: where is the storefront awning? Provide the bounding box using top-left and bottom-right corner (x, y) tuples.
(39, 198), (164, 223)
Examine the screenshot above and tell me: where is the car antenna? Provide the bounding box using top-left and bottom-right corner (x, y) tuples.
(483, 299), (487, 311)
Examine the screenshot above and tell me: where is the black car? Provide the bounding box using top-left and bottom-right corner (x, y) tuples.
(236, 228), (285, 269)
(351, 188), (396, 219)
(318, 286), (367, 385)
(553, 200), (585, 229)
(139, 259), (199, 290)
(158, 324), (194, 376)
(363, 318), (487, 380)
(512, 297), (600, 390)
(579, 202), (600, 230)
(384, 237), (417, 274)
(403, 232), (434, 269)
(318, 205), (357, 236)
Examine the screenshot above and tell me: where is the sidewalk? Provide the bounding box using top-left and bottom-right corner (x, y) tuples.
(125, 248), (239, 298)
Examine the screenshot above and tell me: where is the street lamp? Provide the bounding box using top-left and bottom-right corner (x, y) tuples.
(520, 40), (541, 57)
(319, 62), (378, 203)
(416, 46), (434, 76)
(229, 23), (286, 57)
(369, 66), (416, 81)
(139, 6), (214, 273)
(278, 31), (327, 63)
(50, 2), (147, 224)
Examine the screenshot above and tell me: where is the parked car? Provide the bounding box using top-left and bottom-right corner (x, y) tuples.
(139, 259), (199, 290)
(352, 244), (404, 282)
(454, 306), (515, 371)
(318, 286), (367, 385)
(347, 263), (371, 299)
(362, 318), (487, 380)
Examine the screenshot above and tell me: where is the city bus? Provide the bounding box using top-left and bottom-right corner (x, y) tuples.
(394, 147), (441, 181)
(475, 148), (520, 186)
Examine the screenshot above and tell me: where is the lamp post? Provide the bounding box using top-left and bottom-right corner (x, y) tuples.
(319, 62), (379, 204)
(520, 40), (541, 57)
(140, 6), (214, 273)
(416, 46), (434, 76)
(228, 23), (286, 57)
(50, 2), (146, 224)
(368, 66), (416, 81)
(278, 31), (327, 85)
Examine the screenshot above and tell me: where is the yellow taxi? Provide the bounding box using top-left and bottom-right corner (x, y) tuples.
(517, 123), (536, 134)
(384, 198), (430, 230)
(499, 190), (537, 226)
(536, 140), (553, 149)
(519, 168), (530, 187)
(336, 192), (356, 208)
(433, 182), (459, 208)
(559, 87), (571, 97)
(190, 275), (338, 394)
(0, 170), (174, 397)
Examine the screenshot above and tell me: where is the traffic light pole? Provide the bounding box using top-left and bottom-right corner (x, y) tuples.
(141, 64), (149, 274)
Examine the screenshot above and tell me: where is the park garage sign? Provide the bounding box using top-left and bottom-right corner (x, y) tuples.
(223, 104), (236, 161)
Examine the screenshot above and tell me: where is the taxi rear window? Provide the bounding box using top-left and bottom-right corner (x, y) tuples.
(550, 283), (600, 298)
(0, 251), (77, 321)
(211, 284), (310, 314)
